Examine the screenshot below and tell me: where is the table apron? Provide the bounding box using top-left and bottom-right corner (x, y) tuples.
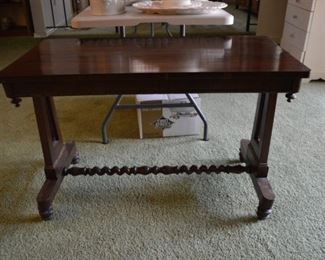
(3, 76), (302, 98)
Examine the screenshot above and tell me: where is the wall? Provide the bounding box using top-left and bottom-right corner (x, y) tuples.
(256, 0), (288, 43)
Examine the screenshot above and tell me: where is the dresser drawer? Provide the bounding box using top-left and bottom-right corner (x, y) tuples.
(282, 22), (309, 50)
(281, 39), (305, 61)
(288, 0), (316, 11)
(285, 4), (313, 32)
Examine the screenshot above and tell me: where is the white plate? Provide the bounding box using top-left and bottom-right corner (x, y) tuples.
(133, 1), (228, 15)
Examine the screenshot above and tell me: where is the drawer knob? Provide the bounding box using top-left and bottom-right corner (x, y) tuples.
(296, 0), (301, 3)
(293, 15), (298, 19)
(290, 33), (295, 38)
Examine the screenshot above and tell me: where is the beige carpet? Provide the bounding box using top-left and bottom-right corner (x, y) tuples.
(0, 37), (324, 259)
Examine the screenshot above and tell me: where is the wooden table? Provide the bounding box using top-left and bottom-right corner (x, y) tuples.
(0, 36), (310, 220)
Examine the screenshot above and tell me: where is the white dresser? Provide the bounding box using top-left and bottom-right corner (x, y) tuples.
(281, 0), (325, 80)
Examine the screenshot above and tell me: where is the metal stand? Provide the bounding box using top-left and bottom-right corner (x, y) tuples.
(101, 94), (209, 144)
(164, 23), (173, 37)
(246, 0), (258, 32)
(148, 23), (175, 38)
(150, 23), (155, 37)
(180, 25), (186, 37)
(131, 23), (182, 38)
(119, 26), (126, 38)
(101, 20), (202, 144)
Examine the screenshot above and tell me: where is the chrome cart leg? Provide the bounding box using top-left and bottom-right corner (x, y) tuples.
(185, 93), (208, 141)
(150, 23), (155, 37)
(120, 26), (126, 38)
(180, 25), (186, 37)
(102, 95), (123, 144)
(246, 0), (253, 32)
(164, 23), (173, 37)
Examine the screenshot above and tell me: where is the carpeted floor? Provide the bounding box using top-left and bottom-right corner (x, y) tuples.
(0, 34), (324, 259)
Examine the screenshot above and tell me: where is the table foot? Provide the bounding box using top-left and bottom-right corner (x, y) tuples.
(250, 176), (275, 220)
(257, 207), (272, 220)
(240, 139), (275, 220)
(37, 142), (77, 220)
(38, 204), (54, 221)
(37, 177), (63, 220)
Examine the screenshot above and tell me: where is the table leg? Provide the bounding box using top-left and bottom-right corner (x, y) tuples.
(33, 97), (78, 220)
(239, 93), (277, 219)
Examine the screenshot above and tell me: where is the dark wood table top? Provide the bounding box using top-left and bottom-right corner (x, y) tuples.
(0, 36), (310, 96)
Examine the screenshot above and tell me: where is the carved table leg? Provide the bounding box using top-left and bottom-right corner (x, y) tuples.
(240, 93), (277, 220)
(33, 97), (77, 220)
